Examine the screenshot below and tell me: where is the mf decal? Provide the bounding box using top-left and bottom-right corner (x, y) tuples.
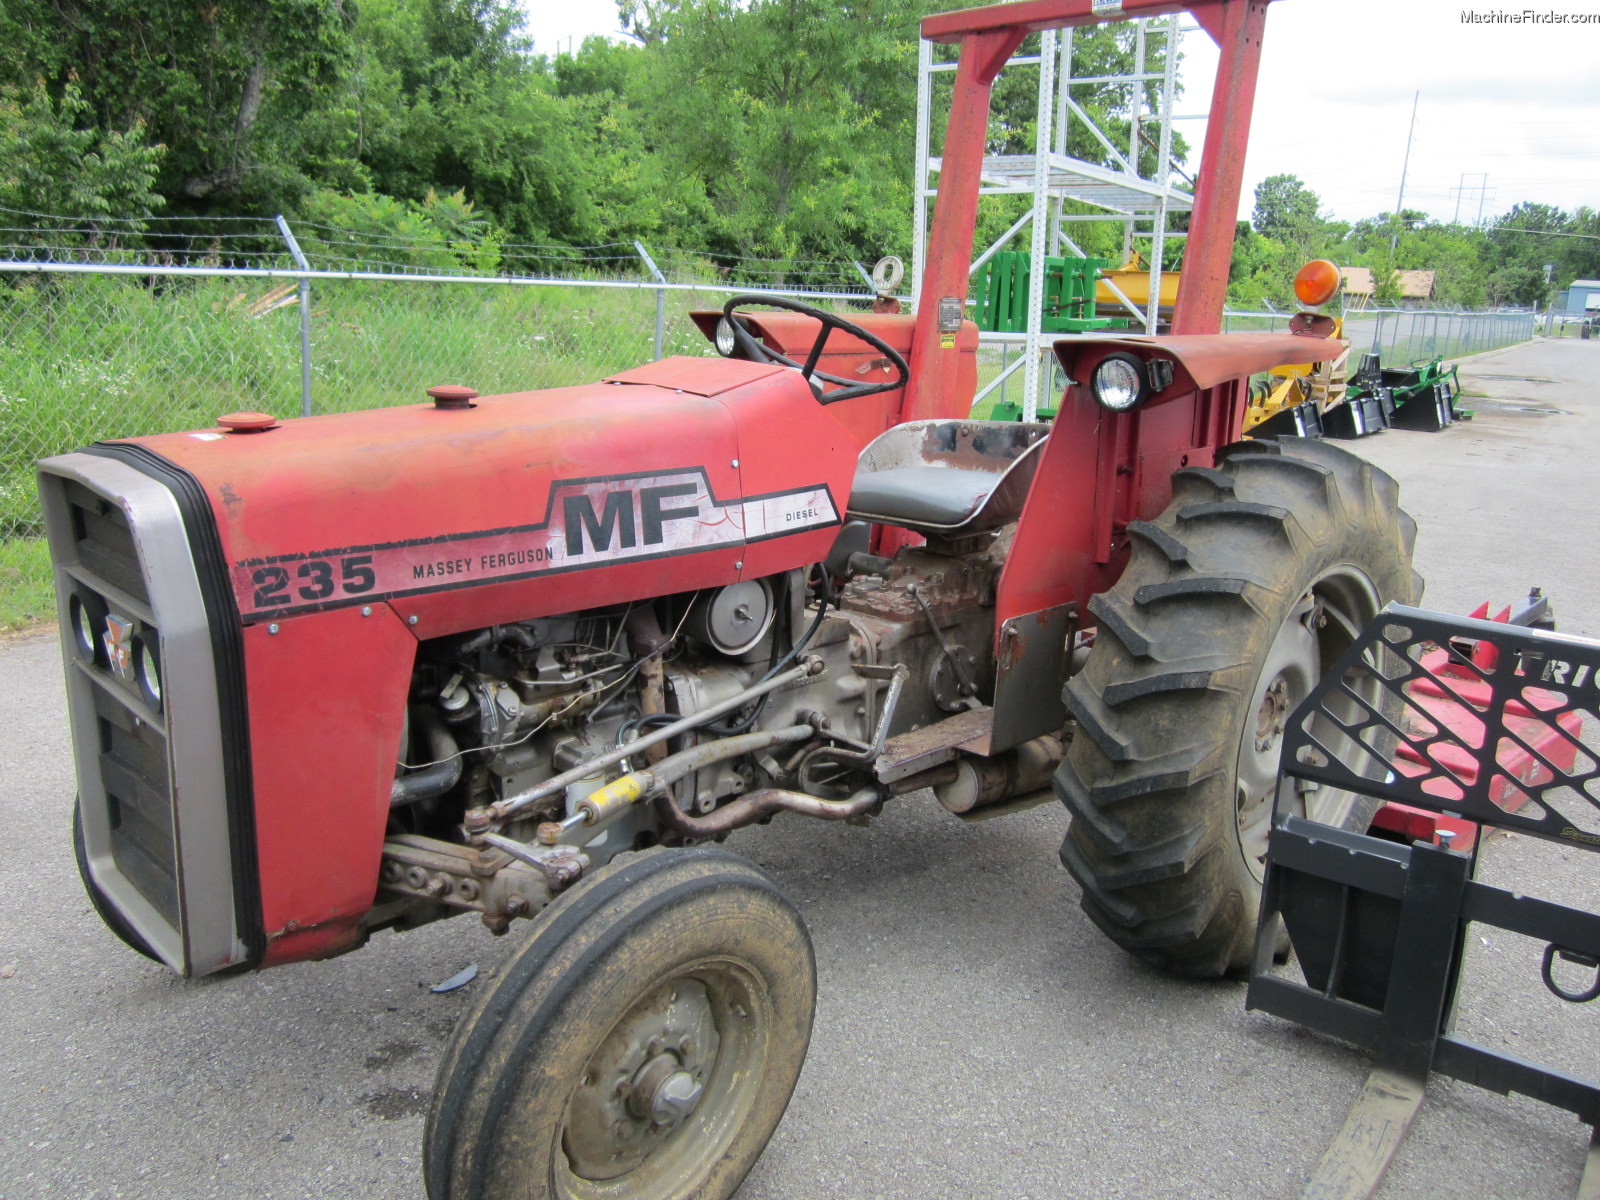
(232, 469), (838, 619)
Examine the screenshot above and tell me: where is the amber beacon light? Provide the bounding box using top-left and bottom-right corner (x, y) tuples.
(1293, 259), (1342, 308)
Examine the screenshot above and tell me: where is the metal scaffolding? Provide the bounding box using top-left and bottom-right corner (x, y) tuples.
(911, 16), (1192, 420)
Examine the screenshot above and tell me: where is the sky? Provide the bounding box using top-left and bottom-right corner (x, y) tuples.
(518, 0), (1600, 228)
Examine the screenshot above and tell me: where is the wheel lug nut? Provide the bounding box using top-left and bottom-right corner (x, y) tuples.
(679, 1036), (694, 1057)
(647, 1037), (665, 1056)
(614, 1079), (632, 1098)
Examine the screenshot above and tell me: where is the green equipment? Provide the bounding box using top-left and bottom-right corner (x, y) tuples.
(1382, 355), (1466, 429)
(973, 251), (1127, 335)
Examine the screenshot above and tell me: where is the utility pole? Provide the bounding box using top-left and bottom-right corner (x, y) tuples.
(1451, 173), (1494, 226)
(1391, 90), (1419, 255)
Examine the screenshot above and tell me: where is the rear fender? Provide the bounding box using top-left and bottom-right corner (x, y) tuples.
(996, 331), (1347, 639)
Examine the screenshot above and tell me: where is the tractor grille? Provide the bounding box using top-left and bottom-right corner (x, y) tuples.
(40, 448), (258, 976)
(58, 480), (180, 928)
(94, 686), (179, 926)
(64, 480), (149, 606)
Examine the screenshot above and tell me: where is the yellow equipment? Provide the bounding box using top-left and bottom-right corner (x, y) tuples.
(1243, 316), (1349, 433)
(1094, 256), (1181, 310)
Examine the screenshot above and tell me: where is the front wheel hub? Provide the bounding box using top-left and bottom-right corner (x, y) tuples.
(629, 1054), (704, 1128)
(563, 978), (720, 1180)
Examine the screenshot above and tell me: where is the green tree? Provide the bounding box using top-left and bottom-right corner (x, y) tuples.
(1484, 262), (1548, 307)
(0, 80), (166, 243)
(1251, 174), (1327, 261)
(612, 0), (935, 266)
(0, 0), (356, 213)
(340, 0), (608, 244)
(300, 186), (502, 271)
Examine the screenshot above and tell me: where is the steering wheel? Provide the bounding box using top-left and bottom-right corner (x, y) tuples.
(718, 294), (910, 404)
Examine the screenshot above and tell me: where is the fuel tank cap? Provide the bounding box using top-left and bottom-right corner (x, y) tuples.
(218, 411), (278, 432)
(428, 384), (479, 409)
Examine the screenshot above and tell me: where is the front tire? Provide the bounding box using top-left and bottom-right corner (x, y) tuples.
(1056, 437), (1422, 977)
(425, 845), (816, 1200)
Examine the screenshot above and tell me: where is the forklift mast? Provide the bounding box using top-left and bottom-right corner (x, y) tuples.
(904, 0), (1273, 424)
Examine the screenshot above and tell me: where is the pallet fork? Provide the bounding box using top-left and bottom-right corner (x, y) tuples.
(1247, 605), (1600, 1199)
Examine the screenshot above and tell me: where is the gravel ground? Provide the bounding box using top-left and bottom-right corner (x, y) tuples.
(2, 337), (1597, 1199)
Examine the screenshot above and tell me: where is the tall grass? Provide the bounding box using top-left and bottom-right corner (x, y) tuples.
(0, 275), (730, 532)
(0, 273), (752, 627)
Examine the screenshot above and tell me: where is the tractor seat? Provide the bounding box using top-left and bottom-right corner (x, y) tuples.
(847, 420), (1050, 536)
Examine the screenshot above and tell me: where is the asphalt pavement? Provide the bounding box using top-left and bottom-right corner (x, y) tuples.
(2, 337), (1598, 1199)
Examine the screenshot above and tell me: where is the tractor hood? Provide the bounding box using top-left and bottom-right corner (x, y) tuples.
(108, 356), (862, 638)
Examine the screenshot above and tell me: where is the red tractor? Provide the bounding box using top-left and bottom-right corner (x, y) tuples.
(40, 1), (1419, 1197)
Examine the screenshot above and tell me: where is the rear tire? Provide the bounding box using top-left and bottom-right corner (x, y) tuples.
(1056, 436), (1422, 977)
(425, 845), (815, 1200)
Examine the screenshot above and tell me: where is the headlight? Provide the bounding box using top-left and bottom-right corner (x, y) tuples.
(1091, 354), (1147, 412)
(69, 592), (103, 660)
(714, 317), (738, 357)
(137, 637), (163, 709)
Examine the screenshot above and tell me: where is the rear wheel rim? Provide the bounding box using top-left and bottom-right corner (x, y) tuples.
(1234, 568), (1382, 882)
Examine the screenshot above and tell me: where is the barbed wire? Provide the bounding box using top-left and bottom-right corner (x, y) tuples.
(0, 208), (883, 290)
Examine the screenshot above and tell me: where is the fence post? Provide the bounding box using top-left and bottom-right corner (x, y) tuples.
(635, 242), (667, 361)
(275, 215), (313, 417)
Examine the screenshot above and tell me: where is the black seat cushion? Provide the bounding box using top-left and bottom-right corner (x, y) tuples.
(848, 466), (995, 528)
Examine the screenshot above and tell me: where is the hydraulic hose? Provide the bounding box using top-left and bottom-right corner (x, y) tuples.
(653, 784), (881, 839)
(391, 709), (463, 807)
(557, 726), (815, 837)
(484, 657), (822, 822)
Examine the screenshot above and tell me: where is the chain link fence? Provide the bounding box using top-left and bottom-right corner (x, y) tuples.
(0, 214), (1541, 628)
(0, 213), (889, 627)
(1223, 306), (1537, 364)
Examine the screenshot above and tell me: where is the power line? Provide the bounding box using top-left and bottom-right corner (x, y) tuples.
(1493, 227), (1600, 241)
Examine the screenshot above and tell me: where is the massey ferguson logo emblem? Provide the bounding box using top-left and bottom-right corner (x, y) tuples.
(103, 613), (136, 680)
(560, 481), (716, 560)
(233, 469), (839, 619)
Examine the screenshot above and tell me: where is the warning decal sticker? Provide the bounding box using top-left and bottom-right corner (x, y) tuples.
(232, 468), (839, 620)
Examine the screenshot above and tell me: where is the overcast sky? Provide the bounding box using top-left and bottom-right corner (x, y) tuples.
(520, 0), (1599, 227)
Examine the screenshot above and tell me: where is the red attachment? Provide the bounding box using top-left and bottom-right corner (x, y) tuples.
(1368, 804), (1482, 852)
(1373, 626), (1584, 850)
(218, 411), (277, 432)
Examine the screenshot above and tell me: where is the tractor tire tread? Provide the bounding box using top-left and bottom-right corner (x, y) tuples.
(1126, 519), (1191, 565)
(1056, 435), (1420, 978)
